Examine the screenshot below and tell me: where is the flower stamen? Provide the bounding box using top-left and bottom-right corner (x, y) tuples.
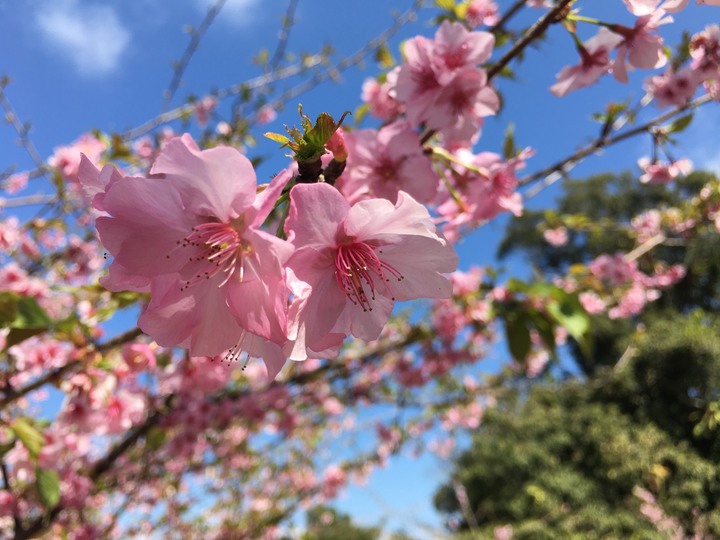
(334, 242), (403, 311)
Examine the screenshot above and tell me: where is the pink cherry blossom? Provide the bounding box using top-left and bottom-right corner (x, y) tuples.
(690, 24), (720, 79)
(87, 135), (293, 366)
(284, 183), (457, 360)
(550, 28), (624, 96)
(395, 21), (497, 141)
(341, 121), (439, 204)
(644, 67), (698, 107)
(256, 105), (277, 125)
(361, 69), (403, 121)
(122, 343), (157, 372)
(579, 291), (606, 314)
(49, 134), (105, 183)
(4, 172), (28, 194)
(437, 148), (529, 241)
(466, 0), (500, 27)
(623, 0), (690, 14)
(611, 9), (672, 83)
(638, 156), (693, 183)
(590, 253), (639, 285)
(194, 96), (217, 126)
(543, 226), (569, 246)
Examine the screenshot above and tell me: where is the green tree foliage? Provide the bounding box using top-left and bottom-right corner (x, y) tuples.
(435, 171), (720, 538)
(300, 506), (383, 540)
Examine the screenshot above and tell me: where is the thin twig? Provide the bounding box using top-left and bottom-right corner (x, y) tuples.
(268, 0), (300, 72)
(0, 328), (144, 410)
(15, 322), (435, 538)
(0, 194), (57, 209)
(624, 232), (667, 262)
(521, 94), (714, 198)
(0, 85), (48, 173)
(121, 56), (324, 141)
(162, 0), (228, 111)
(488, 0), (526, 34)
(257, 0), (423, 120)
(487, 0), (573, 81)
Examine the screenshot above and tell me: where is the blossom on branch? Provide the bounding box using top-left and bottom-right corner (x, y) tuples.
(80, 135), (292, 375)
(284, 183), (458, 360)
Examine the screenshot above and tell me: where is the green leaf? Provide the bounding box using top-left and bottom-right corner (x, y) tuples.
(667, 113), (693, 134)
(263, 132), (291, 146)
(528, 309), (557, 359)
(374, 44), (395, 69)
(503, 123), (516, 160)
(0, 293), (53, 348)
(36, 467), (60, 509)
(146, 426), (166, 450)
(304, 112), (337, 149)
(505, 311), (532, 362)
(546, 293), (592, 358)
(11, 418), (44, 459)
(435, 0), (456, 9)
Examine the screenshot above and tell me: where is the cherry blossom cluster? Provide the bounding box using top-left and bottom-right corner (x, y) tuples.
(1, 1), (720, 537)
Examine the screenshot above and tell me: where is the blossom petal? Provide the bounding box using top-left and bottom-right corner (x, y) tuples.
(285, 183), (349, 248)
(97, 177), (194, 277)
(150, 134), (257, 221)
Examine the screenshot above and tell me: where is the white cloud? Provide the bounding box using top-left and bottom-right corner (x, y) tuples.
(194, 0), (263, 26)
(682, 105), (720, 176)
(35, 0), (130, 77)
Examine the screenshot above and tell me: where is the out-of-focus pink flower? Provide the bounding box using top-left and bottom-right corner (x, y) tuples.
(494, 524), (514, 540)
(623, 0), (690, 15)
(122, 343), (157, 372)
(644, 67), (698, 107)
(4, 172), (28, 194)
(396, 21), (497, 143)
(551, 28), (624, 96)
(631, 209), (662, 241)
(437, 148), (529, 241)
(543, 226), (569, 246)
(342, 121), (438, 204)
(611, 9), (671, 83)
(256, 105), (277, 125)
(194, 96), (217, 126)
(590, 253), (638, 285)
(284, 183), (457, 360)
(321, 465), (346, 499)
(579, 291), (606, 314)
(0, 490), (15, 517)
(361, 68), (404, 121)
(638, 156), (693, 184)
(326, 127), (348, 162)
(690, 24), (720, 79)
(49, 134), (105, 182)
(466, 0), (499, 27)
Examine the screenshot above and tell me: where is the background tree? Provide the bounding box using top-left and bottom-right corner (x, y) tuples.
(436, 170), (720, 538)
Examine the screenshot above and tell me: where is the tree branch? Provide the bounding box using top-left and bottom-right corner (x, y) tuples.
(163, 0), (228, 111)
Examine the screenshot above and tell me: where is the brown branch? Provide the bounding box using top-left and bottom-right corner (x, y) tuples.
(486, 0), (573, 81)
(13, 322), (434, 538)
(267, 0), (300, 72)
(0, 84), (48, 173)
(488, 0), (526, 35)
(0, 328), (144, 411)
(120, 56), (325, 141)
(163, 0), (228, 111)
(520, 94), (714, 197)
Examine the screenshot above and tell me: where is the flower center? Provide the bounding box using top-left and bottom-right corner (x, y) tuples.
(334, 242), (403, 312)
(171, 221), (249, 291)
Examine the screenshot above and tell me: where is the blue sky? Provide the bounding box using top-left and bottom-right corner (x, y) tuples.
(2, 0), (720, 538)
